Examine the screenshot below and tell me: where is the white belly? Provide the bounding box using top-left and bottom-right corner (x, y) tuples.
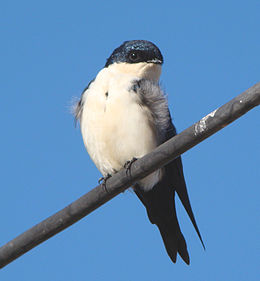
(82, 93), (156, 168)
(80, 64), (163, 189)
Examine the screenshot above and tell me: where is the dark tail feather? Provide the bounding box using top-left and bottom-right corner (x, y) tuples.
(134, 182), (191, 264)
(173, 157), (205, 249)
(157, 219), (190, 265)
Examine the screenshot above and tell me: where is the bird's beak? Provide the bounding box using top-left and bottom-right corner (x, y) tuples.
(147, 58), (163, 64)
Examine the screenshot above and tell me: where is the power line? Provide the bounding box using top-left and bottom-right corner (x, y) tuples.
(0, 82), (259, 269)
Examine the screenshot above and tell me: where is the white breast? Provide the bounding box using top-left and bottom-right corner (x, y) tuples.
(80, 63), (162, 189)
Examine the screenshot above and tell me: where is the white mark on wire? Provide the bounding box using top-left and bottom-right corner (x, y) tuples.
(194, 109), (217, 135)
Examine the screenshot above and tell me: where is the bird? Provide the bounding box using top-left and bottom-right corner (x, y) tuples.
(74, 40), (204, 264)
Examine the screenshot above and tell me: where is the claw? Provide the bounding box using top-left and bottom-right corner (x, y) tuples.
(98, 174), (112, 193)
(124, 157), (138, 177)
(98, 177), (104, 184)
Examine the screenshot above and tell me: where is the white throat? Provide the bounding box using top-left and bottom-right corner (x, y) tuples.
(107, 62), (162, 82)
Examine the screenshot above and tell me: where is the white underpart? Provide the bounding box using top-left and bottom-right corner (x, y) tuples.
(80, 62), (162, 190)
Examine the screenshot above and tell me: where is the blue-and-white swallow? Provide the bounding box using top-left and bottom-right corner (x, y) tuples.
(74, 40), (204, 264)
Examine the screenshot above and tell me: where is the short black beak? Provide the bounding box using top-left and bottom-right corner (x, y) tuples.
(147, 58), (163, 64)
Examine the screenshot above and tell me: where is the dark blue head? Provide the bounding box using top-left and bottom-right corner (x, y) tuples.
(105, 40), (163, 67)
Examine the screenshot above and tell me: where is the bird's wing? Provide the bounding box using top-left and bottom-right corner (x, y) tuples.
(165, 120), (205, 249)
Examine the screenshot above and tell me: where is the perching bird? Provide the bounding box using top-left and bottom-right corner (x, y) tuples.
(74, 40), (204, 264)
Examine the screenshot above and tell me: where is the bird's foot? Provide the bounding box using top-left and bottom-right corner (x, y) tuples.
(98, 174), (112, 193)
(124, 157), (138, 177)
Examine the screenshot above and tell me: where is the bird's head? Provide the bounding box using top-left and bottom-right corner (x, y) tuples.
(105, 40), (163, 81)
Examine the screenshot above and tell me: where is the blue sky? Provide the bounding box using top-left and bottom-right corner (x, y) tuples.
(1, 1), (259, 280)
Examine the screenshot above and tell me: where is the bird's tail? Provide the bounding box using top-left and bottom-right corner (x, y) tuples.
(156, 217), (190, 264)
(134, 184), (190, 264)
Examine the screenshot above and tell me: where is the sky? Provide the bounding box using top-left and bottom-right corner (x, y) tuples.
(0, 1), (259, 280)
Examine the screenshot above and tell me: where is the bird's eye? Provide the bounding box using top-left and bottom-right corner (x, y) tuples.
(129, 51), (141, 62)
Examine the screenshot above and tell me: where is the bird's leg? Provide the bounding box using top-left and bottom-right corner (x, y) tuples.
(124, 157), (138, 177)
(98, 174), (112, 193)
